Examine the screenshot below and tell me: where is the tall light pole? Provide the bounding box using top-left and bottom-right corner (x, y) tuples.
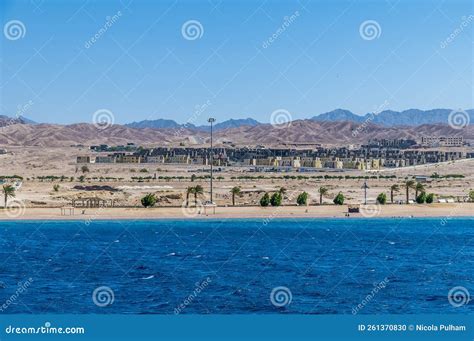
(208, 117), (216, 203)
(362, 181), (369, 205)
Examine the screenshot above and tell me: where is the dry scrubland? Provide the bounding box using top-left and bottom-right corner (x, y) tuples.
(0, 146), (473, 219)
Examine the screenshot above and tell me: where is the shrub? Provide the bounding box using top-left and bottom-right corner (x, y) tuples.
(141, 193), (157, 208)
(81, 165), (89, 173)
(333, 192), (345, 205)
(53, 184), (60, 192)
(416, 192), (427, 204)
(426, 193), (435, 204)
(260, 193), (270, 207)
(469, 190), (474, 202)
(270, 192), (282, 206)
(297, 192), (309, 205)
(376, 193), (387, 204)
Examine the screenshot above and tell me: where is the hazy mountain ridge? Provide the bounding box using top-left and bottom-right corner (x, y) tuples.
(0, 120), (471, 147)
(125, 118), (261, 131)
(311, 108), (474, 126)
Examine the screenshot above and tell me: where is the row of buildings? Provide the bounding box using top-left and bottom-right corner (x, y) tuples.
(77, 138), (472, 170)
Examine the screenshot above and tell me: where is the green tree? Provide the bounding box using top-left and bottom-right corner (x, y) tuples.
(260, 193), (270, 207)
(425, 193), (435, 204)
(318, 186), (328, 205)
(230, 186), (241, 206)
(270, 192), (282, 206)
(81, 165), (89, 173)
(193, 185), (204, 205)
(190, 174), (196, 182)
(186, 186), (195, 207)
(78, 175), (85, 182)
(376, 192), (387, 204)
(333, 192), (344, 205)
(2, 185), (16, 208)
(390, 184), (399, 203)
(405, 180), (415, 204)
(297, 192), (309, 206)
(469, 190), (474, 202)
(416, 192), (427, 204)
(141, 193), (157, 208)
(415, 182), (425, 198)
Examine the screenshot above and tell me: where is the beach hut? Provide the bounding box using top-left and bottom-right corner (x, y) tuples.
(348, 204), (360, 213)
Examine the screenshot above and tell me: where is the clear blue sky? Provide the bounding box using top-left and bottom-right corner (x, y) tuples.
(0, 0), (472, 125)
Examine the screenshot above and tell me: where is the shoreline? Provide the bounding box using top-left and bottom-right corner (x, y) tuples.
(0, 203), (472, 221)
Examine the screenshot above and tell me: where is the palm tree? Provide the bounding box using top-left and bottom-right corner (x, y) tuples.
(390, 184), (399, 203)
(186, 186), (195, 207)
(405, 180), (415, 204)
(2, 185), (16, 208)
(415, 182), (425, 198)
(194, 185), (204, 205)
(230, 186), (241, 206)
(318, 187), (328, 205)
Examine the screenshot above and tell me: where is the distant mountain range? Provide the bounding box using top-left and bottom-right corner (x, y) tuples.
(2, 109), (472, 129)
(311, 108), (474, 126)
(124, 108), (473, 129)
(125, 118), (261, 131)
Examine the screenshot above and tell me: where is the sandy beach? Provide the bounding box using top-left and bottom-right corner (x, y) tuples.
(1, 203), (472, 221)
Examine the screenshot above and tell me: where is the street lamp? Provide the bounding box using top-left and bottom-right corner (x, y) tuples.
(362, 181), (369, 205)
(208, 117), (216, 203)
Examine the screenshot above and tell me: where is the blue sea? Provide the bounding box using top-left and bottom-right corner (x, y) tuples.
(0, 218), (473, 314)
